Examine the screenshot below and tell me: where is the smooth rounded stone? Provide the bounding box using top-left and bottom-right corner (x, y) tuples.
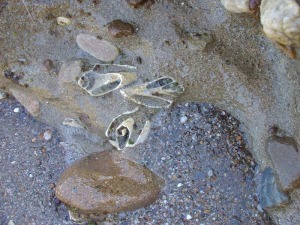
(258, 167), (290, 209)
(267, 136), (300, 191)
(55, 150), (164, 215)
(76, 34), (119, 62)
(107, 20), (134, 38)
(125, 0), (148, 8)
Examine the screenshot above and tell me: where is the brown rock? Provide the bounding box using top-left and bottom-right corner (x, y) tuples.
(125, 0), (148, 8)
(10, 89), (40, 117)
(267, 136), (300, 192)
(107, 20), (134, 38)
(55, 150), (164, 215)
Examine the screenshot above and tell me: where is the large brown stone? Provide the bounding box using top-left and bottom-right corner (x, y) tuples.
(267, 136), (300, 192)
(55, 150), (164, 215)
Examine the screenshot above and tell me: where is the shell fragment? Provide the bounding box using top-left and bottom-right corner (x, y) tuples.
(120, 76), (184, 108)
(105, 108), (151, 150)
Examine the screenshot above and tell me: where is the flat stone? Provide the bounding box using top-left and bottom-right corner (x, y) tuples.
(10, 89), (40, 117)
(55, 150), (164, 215)
(76, 34), (119, 62)
(258, 167), (290, 209)
(58, 60), (83, 88)
(107, 20), (134, 38)
(267, 136), (300, 191)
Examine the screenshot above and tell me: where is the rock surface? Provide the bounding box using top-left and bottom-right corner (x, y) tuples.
(267, 136), (300, 191)
(76, 34), (119, 62)
(259, 167), (290, 209)
(55, 150), (164, 215)
(107, 20), (135, 38)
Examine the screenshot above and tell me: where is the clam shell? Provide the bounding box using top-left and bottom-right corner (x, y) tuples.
(78, 71), (137, 96)
(120, 76), (184, 108)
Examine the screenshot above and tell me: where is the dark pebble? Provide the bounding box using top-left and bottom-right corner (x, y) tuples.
(43, 59), (54, 71)
(107, 20), (134, 38)
(125, 0), (148, 8)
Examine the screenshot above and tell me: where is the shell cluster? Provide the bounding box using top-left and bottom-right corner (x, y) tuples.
(75, 34), (184, 150)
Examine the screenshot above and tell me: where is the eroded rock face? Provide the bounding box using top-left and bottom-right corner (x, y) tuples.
(55, 150), (164, 215)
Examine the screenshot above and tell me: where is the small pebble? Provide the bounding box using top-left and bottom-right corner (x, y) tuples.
(107, 20), (134, 38)
(13, 108), (20, 113)
(8, 220), (16, 225)
(207, 169), (214, 178)
(180, 116), (188, 124)
(43, 130), (52, 141)
(186, 214), (192, 220)
(0, 91), (7, 100)
(43, 59), (54, 71)
(125, 0), (148, 8)
(57, 16), (71, 26)
(177, 183), (183, 187)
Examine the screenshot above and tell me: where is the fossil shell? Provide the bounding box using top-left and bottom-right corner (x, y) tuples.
(260, 0), (300, 47)
(120, 76), (184, 108)
(105, 108), (151, 150)
(220, 0), (251, 13)
(78, 71), (137, 96)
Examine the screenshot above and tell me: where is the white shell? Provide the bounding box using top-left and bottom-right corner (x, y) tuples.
(120, 76), (184, 108)
(63, 118), (84, 129)
(105, 108), (151, 150)
(260, 0), (300, 47)
(220, 0), (251, 13)
(78, 71), (137, 96)
(57, 17), (71, 26)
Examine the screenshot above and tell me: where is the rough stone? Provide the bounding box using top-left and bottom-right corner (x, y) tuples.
(10, 89), (40, 117)
(55, 150), (164, 215)
(76, 34), (119, 62)
(258, 167), (290, 209)
(107, 20), (134, 38)
(267, 136), (300, 191)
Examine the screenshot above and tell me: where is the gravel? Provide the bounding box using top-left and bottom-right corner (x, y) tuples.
(0, 98), (272, 224)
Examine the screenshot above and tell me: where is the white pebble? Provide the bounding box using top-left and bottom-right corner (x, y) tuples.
(180, 116), (188, 124)
(186, 214), (192, 220)
(8, 220), (16, 225)
(43, 130), (52, 141)
(13, 108), (20, 113)
(57, 16), (71, 26)
(177, 183), (183, 187)
(208, 169), (214, 178)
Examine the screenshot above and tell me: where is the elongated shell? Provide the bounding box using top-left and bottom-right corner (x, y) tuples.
(105, 108), (151, 150)
(260, 0), (300, 47)
(78, 71), (137, 96)
(120, 76), (184, 108)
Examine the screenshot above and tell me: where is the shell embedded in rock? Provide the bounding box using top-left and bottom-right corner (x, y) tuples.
(105, 108), (151, 150)
(220, 0), (252, 13)
(120, 76), (184, 108)
(78, 71), (137, 96)
(260, 0), (300, 48)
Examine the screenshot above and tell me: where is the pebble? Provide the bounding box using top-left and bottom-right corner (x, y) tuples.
(55, 150), (164, 215)
(207, 169), (214, 178)
(107, 20), (134, 38)
(7, 220), (15, 225)
(43, 130), (52, 141)
(57, 16), (71, 26)
(180, 116), (188, 124)
(13, 107), (20, 113)
(186, 214), (192, 220)
(125, 0), (148, 8)
(43, 59), (54, 71)
(177, 183), (183, 187)
(76, 34), (119, 62)
(0, 91), (7, 100)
